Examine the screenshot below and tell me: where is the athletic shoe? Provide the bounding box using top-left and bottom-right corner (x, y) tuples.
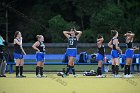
(96, 75), (102, 78)
(16, 75), (21, 78)
(62, 74), (67, 78)
(127, 74), (134, 78)
(20, 75), (26, 78)
(102, 74), (107, 78)
(124, 74), (129, 78)
(114, 75), (122, 78)
(73, 74), (77, 78)
(36, 74), (41, 78)
(41, 75), (46, 77)
(96, 75), (106, 78)
(112, 74), (115, 77)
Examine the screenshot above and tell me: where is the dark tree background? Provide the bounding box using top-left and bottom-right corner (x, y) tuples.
(0, 0), (140, 43)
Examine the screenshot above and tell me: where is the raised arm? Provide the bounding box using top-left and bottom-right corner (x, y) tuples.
(63, 31), (70, 38)
(14, 38), (22, 46)
(124, 33), (135, 42)
(124, 33), (135, 37)
(76, 31), (82, 41)
(108, 40), (113, 49)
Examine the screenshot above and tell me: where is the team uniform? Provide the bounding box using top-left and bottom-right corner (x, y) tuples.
(96, 45), (105, 77)
(125, 42), (134, 58)
(35, 41), (45, 77)
(96, 45), (105, 61)
(14, 39), (23, 59)
(66, 36), (77, 57)
(124, 41), (134, 76)
(14, 38), (25, 77)
(110, 37), (120, 76)
(111, 38), (119, 58)
(36, 41), (45, 62)
(63, 36), (78, 77)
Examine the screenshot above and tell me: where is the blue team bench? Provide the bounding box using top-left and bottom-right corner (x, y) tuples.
(7, 54), (140, 73)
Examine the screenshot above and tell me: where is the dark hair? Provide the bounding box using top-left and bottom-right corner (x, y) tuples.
(14, 31), (20, 38)
(70, 27), (76, 32)
(97, 34), (103, 39)
(127, 31), (132, 33)
(111, 30), (118, 36)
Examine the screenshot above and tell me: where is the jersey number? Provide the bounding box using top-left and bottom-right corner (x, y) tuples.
(69, 40), (74, 45)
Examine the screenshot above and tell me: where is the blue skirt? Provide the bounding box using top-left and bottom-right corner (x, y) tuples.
(96, 53), (104, 61)
(66, 48), (77, 57)
(13, 52), (23, 59)
(125, 49), (134, 58)
(36, 52), (45, 62)
(111, 50), (119, 58)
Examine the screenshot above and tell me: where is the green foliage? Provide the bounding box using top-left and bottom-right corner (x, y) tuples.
(80, 29), (97, 43)
(1, 0), (140, 42)
(48, 15), (79, 42)
(133, 17), (140, 42)
(90, 4), (126, 41)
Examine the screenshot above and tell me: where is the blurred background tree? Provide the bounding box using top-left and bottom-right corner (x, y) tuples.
(0, 0), (140, 43)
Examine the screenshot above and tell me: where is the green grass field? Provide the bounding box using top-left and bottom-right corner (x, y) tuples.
(0, 73), (140, 93)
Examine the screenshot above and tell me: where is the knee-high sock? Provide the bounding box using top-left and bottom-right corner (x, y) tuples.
(71, 66), (75, 75)
(115, 65), (119, 75)
(65, 65), (71, 75)
(97, 67), (102, 75)
(20, 66), (23, 76)
(124, 65), (128, 75)
(16, 66), (20, 76)
(112, 65), (115, 74)
(40, 67), (43, 76)
(36, 66), (40, 75)
(128, 65), (130, 75)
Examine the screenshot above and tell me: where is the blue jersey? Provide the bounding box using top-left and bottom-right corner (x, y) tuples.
(68, 36), (77, 48)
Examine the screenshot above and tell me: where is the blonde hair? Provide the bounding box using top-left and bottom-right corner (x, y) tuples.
(36, 35), (43, 40)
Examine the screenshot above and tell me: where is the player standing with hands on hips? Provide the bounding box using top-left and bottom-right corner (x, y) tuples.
(62, 28), (82, 78)
(32, 35), (46, 78)
(108, 30), (122, 78)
